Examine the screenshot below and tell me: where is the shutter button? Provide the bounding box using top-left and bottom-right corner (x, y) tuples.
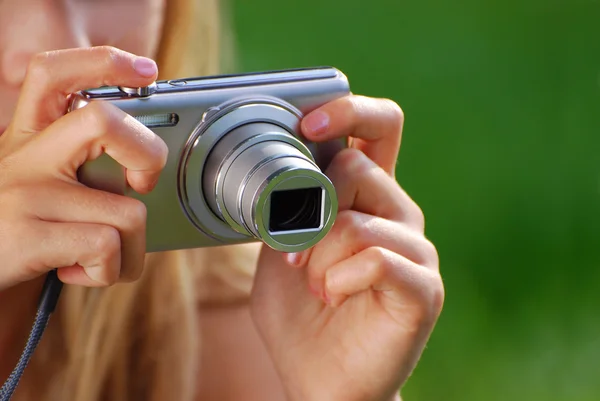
(118, 82), (158, 97)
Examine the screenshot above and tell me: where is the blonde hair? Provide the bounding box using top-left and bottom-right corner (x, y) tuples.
(16, 1), (259, 400)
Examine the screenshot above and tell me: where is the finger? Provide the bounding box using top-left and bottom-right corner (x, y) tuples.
(2, 220), (121, 288)
(284, 148), (425, 270)
(26, 100), (168, 193)
(20, 181), (147, 282)
(305, 210), (438, 300)
(326, 148), (425, 229)
(11, 46), (158, 134)
(284, 247), (313, 268)
(301, 95), (404, 176)
(324, 247), (444, 315)
(56, 265), (111, 287)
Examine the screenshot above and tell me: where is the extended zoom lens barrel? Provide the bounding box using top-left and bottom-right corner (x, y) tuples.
(202, 122), (338, 252)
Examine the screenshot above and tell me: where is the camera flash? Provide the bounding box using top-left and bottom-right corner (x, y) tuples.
(135, 113), (179, 128)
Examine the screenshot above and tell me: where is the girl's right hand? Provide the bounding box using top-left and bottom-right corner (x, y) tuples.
(0, 46), (168, 291)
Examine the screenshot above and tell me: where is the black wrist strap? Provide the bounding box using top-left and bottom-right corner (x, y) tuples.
(0, 270), (64, 401)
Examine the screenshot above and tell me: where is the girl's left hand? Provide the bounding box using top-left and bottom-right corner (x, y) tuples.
(251, 95), (445, 401)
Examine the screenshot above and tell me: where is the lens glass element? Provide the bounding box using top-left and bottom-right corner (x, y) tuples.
(269, 187), (323, 233)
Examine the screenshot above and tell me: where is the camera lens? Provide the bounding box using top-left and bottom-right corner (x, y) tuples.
(269, 187), (322, 232)
(202, 122), (337, 252)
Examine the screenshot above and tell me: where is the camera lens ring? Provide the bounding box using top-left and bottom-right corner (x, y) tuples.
(206, 124), (315, 236)
(179, 101), (304, 242)
(251, 167), (337, 252)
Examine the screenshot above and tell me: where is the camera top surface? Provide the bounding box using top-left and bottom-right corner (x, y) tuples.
(82, 67), (342, 100)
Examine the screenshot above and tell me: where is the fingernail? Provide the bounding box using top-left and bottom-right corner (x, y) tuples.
(323, 290), (331, 305)
(304, 111), (330, 135)
(133, 57), (158, 77)
(285, 252), (302, 266)
(86, 266), (109, 286)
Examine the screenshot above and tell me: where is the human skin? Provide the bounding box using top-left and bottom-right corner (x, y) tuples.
(0, 1), (443, 400)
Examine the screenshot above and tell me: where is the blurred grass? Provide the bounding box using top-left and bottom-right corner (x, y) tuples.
(231, 0), (600, 399)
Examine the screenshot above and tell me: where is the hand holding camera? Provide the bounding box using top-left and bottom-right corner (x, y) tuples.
(0, 46), (443, 401)
(0, 46), (168, 289)
(251, 92), (444, 401)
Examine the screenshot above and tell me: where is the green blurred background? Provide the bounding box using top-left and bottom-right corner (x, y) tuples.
(231, 0), (600, 400)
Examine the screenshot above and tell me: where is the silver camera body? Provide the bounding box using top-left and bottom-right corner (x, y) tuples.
(68, 67), (351, 253)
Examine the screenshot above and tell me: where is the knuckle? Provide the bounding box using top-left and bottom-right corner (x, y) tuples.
(94, 46), (128, 83)
(336, 210), (369, 246)
(411, 204), (426, 230)
(372, 245), (391, 264)
(26, 51), (55, 82)
(340, 95), (369, 126)
(413, 203), (425, 230)
(81, 101), (116, 136)
(96, 45), (121, 65)
(366, 246), (390, 281)
(139, 129), (168, 172)
(92, 226), (121, 256)
(90, 227), (121, 286)
(412, 271), (445, 325)
(421, 238), (440, 268)
(333, 147), (373, 175)
(382, 98), (405, 130)
(120, 198), (147, 231)
(327, 147), (378, 183)
(335, 210), (361, 232)
(341, 95), (362, 115)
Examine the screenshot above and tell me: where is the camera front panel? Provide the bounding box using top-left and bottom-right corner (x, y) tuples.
(70, 68), (351, 252)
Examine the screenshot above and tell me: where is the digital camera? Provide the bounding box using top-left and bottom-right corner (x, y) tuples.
(68, 67), (351, 253)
